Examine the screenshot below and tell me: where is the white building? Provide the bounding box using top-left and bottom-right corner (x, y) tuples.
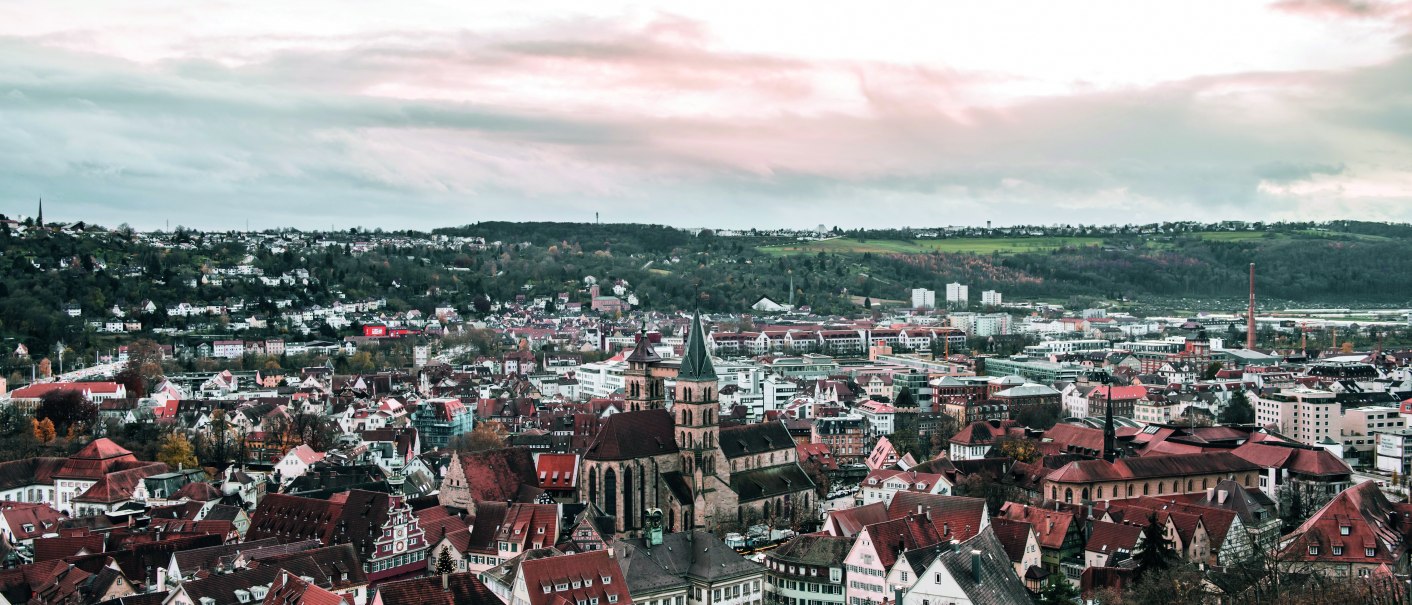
(911, 288), (936, 310)
(576, 359), (626, 399)
(945, 283), (969, 307)
(1253, 388), (1338, 445)
(981, 290), (1003, 306)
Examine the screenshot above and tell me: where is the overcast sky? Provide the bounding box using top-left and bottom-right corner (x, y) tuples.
(2, 0), (1411, 231)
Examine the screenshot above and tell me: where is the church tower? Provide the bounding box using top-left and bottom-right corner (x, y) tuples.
(675, 311), (720, 528)
(623, 325), (664, 411)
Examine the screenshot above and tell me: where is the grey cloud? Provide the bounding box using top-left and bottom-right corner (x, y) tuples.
(3, 15), (1412, 231)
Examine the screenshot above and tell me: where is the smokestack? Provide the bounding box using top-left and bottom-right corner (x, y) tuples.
(1247, 263), (1256, 351)
(971, 549), (982, 583)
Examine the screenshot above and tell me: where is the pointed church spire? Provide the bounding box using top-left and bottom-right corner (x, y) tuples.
(1102, 380), (1117, 463)
(37, 197), (43, 225)
(678, 311), (716, 381)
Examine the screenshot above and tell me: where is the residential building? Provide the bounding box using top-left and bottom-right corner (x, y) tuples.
(911, 288), (936, 310)
(1253, 387), (1339, 445)
(945, 283), (969, 308)
(813, 415), (868, 463)
(413, 398), (474, 450)
(764, 534), (850, 605)
(981, 290), (1003, 306)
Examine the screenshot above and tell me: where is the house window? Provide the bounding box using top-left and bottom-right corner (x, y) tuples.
(1340, 526), (1350, 536)
(1367, 548), (1377, 557)
(1332, 546), (1343, 556)
(1308, 545), (1319, 556)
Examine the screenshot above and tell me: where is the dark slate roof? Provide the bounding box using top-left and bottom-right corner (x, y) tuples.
(612, 541), (688, 596)
(730, 464), (815, 503)
(662, 471), (693, 505)
(170, 537), (283, 575)
(622, 531), (761, 582)
(678, 312), (717, 381)
(626, 330), (662, 364)
(767, 534), (852, 567)
(719, 421), (794, 459)
(584, 409), (678, 461)
(935, 527), (1034, 605)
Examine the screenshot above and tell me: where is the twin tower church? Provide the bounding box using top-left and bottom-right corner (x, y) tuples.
(579, 312), (817, 536)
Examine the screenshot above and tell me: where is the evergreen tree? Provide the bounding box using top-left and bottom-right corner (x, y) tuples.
(1219, 390), (1255, 425)
(1133, 512), (1177, 581)
(863, 297), (872, 309)
(436, 546), (455, 575)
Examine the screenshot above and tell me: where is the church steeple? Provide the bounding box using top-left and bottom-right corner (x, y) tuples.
(37, 197), (43, 225)
(623, 325), (664, 411)
(679, 311), (716, 381)
(675, 310), (720, 530)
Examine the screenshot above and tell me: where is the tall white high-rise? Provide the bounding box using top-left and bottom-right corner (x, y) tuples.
(945, 282), (969, 307)
(911, 288), (935, 309)
(981, 290), (1003, 306)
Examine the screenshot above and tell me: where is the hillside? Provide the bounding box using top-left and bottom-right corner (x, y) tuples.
(1, 219), (1410, 367)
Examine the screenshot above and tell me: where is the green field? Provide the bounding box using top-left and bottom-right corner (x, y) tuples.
(1189, 231), (1273, 242)
(757, 236), (1104, 256)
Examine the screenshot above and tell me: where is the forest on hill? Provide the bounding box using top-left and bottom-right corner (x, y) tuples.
(1, 218), (1410, 364)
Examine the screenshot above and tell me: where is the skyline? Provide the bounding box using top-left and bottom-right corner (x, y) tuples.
(3, 1), (1412, 230)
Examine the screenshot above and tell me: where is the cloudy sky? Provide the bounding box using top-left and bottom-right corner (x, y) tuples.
(2, 1), (1411, 230)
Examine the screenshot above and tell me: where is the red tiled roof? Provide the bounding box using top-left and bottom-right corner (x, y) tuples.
(989, 518), (1033, 564)
(1047, 452), (1261, 484)
(1084, 520), (1142, 556)
(997, 503), (1076, 551)
(1087, 385), (1148, 401)
(376, 572), (501, 605)
(10, 382), (122, 399)
(265, 571), (345, 605)
(519, 550), (629, 605)
(865, 514), (944, 569)
(535, 454), (578, 490)
(886, 492), (987, 542)
(1230, 442), (1352, 477)
(823, 502), (888, 538)
(456, 447), (540, 503)
(1281, 481), (1412, 566)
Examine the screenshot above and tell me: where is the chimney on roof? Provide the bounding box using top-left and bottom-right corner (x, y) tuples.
(971, 549), (982, 584)
(1206, 487), (1214, 501)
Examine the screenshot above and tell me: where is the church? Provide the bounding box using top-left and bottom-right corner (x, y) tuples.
(579, 312), (816, 536)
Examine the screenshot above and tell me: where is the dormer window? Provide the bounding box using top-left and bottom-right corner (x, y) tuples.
(602, 575), (612, 584)
(1309, 545), (1320, 556)
(1332, 546), (1343, 556)
(1368, 548), (1377, 557)
(1340, 525), (1350, 536)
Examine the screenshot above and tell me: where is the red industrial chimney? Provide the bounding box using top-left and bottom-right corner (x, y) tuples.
(1247, 263), (1256, 350)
